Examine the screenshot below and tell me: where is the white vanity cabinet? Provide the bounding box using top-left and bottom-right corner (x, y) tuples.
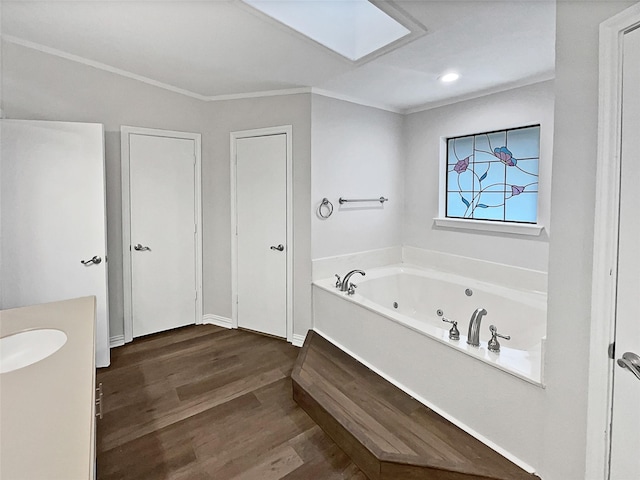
(0, 297), (98, 479)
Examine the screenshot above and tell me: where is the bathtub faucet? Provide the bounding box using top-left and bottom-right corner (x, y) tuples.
(466, 308), (487, 347)
(340, 269), (365, 292)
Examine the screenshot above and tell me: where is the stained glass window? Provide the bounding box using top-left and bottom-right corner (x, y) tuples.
(446, 125), (540, 223)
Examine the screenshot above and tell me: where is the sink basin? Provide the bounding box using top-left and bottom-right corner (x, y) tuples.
(0, 329), (68, 374)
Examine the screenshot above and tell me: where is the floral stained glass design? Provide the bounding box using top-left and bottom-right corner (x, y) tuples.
(446, 125), (540, 223)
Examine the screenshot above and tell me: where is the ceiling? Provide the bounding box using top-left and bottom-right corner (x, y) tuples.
(0, 1), (556, 113)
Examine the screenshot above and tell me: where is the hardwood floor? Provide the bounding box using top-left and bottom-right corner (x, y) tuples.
(96, 325), (366, 480)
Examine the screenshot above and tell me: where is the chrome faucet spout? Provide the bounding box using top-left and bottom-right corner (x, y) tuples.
(340, 270), (365, 291)
(467, 308), (487, 347)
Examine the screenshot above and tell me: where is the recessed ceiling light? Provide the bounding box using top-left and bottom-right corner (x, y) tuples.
(439, 72), (460, 83)
(242, 0), (411, 61)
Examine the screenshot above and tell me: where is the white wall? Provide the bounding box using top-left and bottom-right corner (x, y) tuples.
(1, 41), (312, 340)
(0, 0), (4, 305)
(206, 95), (312, 335)
(541, 2), (636, 479)
(0, 2), (3, 118)
(311, 94), (404, 259)
(403, 81), (554, 272)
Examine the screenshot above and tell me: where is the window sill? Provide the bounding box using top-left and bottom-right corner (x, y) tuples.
(433, 217), (544, 236)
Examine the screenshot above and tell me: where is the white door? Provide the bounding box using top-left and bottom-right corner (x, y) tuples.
(610, 26), (640, 480)
(234, 132), (289, 338)
(1, 120), (110, 367)
(123, 128), (200, 339)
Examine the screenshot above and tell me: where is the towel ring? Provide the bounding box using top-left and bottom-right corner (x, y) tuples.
(318, 198), (333, 219)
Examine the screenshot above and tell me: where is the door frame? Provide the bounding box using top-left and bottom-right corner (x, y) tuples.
(121, 126), (203, 344)
(587, 4), (640, 479)
(230, 125), (293, 343)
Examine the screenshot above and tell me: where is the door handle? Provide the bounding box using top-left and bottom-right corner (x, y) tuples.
(617, 352), (640, 381)
(95, 382), (103, 420)
(81, 255), (102, 266)
(134, 244), (151, 251)
(270, 244), (284, 252)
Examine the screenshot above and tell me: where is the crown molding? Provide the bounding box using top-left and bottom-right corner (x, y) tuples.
(2, 34), (553, 117)
(404, 73), (555, 115)
(310, 88), (403, 114)
(2, 35), (211, 101)
(2, 35), (313, 103)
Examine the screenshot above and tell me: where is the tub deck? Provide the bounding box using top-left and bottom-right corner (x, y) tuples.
(292, 330), (538, 480)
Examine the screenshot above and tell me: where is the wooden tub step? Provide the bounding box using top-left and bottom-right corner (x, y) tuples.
(291, 331), (538, 480)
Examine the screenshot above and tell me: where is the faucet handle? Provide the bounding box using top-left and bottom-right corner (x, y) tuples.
(488, 325), (510, 353)
(347, 283), (357, 295)
(334, 274), (342, 289)
(442, 317), (460, 340)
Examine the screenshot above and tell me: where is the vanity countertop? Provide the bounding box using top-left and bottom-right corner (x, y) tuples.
(0, 296), (96, 480)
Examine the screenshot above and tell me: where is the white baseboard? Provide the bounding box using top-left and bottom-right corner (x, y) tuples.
(203, 314), (304, 346)
(110, 334), (125, 348)
(203, 313), (233, 329)
(291, 333), (307, 347)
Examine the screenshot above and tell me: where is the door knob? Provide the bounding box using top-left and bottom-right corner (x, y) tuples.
(617, 352), (640, 381)
(81, 255), (102, 265)
(134, 244), (151, 251)
(270, 244), (284, 252)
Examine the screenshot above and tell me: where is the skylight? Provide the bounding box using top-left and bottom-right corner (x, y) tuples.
(242, 0), (411, 61)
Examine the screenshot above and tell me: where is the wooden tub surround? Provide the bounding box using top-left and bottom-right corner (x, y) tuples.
(291, 331), (538, 480)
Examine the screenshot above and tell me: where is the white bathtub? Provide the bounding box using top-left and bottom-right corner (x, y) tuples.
(313, 264), (546, 385)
